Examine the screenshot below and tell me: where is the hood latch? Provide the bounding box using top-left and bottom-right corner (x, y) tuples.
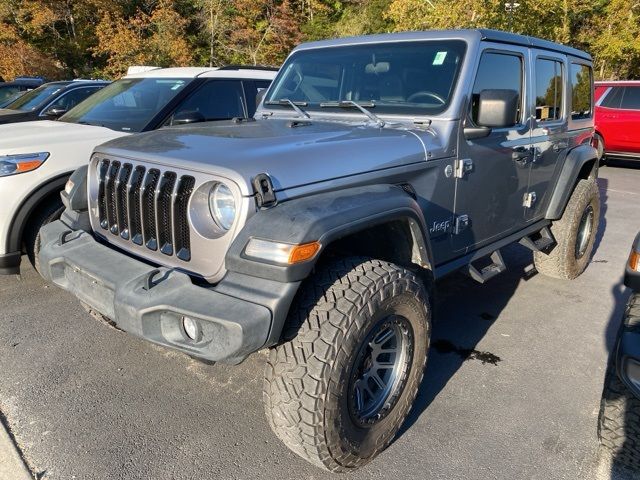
(252, 173), (277, 208)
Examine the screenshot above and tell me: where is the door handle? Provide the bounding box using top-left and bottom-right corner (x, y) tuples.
(512, 147), (532, 166)
(553, 141), (568, 152)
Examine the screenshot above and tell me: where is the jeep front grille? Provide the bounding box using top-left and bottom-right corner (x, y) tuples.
(97, 159), (195, 261)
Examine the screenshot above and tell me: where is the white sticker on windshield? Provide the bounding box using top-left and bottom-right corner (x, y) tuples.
(433, 51), (447, 65)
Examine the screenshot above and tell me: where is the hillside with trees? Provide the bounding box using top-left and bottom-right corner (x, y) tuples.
(0, 0), (638, 80)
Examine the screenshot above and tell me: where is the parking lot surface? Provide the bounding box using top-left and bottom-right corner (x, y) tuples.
(0, 164), (638, 480)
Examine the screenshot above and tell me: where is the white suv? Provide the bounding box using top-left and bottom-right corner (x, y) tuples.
(0, 66), (276, 275)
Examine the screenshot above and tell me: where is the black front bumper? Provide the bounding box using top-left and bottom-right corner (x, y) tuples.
(616, 293), (640, 399)
(38, 219), (297, 363)
(0, 251), (21, 275)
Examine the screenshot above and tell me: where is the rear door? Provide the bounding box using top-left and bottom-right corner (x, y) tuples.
(615, 87), (640, 155)
(527, 52), (568, 220)
(597, 86), (625, 152)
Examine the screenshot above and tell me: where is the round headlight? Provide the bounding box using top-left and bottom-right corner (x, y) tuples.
(209, 183), (236, 231)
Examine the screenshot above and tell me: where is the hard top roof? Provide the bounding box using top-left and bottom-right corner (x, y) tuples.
(124, 66), (277, 80)
(293, 29), (591, 61)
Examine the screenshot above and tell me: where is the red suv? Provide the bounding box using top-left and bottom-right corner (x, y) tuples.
(595, 81), (640, 161)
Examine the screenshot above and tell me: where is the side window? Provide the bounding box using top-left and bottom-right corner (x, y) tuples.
(620, 87), (640, 110)
(171, 80), (245, 123)
(570, 63), (592, 120)
(472, 52), (523, 125)
(535, 58), (564, 122)
(600, 87), (624, 109)
(49, 87), (102, 112)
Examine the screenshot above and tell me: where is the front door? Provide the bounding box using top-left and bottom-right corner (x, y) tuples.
(527, 52), (569, 220)
(453, 46), (532, 253)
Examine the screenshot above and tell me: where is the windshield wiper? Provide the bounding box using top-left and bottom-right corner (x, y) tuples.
(264, 98), (311, 119)
(319, 100), (385, 128)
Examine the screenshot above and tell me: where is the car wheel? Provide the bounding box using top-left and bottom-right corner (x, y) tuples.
(263, 257), (431, 472)
(534, 178), (600, 280)
(598, 362), (640, 469)
(25, 200), (65, 274)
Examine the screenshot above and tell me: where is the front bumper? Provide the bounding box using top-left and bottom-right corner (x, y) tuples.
(38, 219), (287, 363)
(615, 293), (640, 399)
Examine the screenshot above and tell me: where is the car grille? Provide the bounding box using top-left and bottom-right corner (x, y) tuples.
(96, 158), (196, 262)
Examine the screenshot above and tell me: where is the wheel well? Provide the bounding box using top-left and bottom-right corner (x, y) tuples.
(577, 158), (597, 181)
(6, 174), (69, 254)
(318, 219), (425, 271)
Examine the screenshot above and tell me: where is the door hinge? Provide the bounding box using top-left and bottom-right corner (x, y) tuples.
(523, 191), (537, 209)
(454, 214), (470, 234)
(454, 158), (473, 178)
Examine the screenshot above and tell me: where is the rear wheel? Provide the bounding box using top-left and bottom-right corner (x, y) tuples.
(263, 257), (431, 472)
(534, 179), (600, 280)
(25, 200), (65, 274)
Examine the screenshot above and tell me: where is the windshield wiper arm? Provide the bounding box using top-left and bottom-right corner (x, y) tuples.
(264, 98), (311, 119)
(319, 100), (385, 128)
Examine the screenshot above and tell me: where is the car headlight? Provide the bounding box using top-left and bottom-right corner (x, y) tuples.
(0, 152), (49, 177)
(208, 183), (236, 230)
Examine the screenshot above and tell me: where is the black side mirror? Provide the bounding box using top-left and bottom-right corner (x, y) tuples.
(477, 89), (519, 128)
(464, 89), (519, 140)
(256, 88), (267, 108)
(172, 110), (205, 126)
(43, 106), (67, 118)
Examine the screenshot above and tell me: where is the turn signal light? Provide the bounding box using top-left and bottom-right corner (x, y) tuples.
(630, 250), (640, 271)
(289, 242), (321, 264)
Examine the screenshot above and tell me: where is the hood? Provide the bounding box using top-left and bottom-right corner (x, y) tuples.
(0, 120), (126, 154)
(97, 119), (431, 196)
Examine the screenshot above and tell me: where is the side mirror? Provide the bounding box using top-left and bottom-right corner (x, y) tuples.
(256, 88), (268, 108)
(477, 89), (519, 128)
(464, 89), (519, 140)
(43, 106), (67, 118)
(172, 110), (205, 126)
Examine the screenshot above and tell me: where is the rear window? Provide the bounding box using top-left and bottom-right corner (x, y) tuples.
(535, 58), (564, 122)
(600, 87), (624, 109)
(620, 86), (640, 110)
(570, 64), (592, 120)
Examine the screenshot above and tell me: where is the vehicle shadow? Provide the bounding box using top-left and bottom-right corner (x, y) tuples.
(397, 242), (531, 438)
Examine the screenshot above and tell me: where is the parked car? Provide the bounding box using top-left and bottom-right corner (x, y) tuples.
(594, 81), (640, 161)
(0, 76), (45, 105)
(599, 232), (640, 470)
(0, 66), (276, 275)
(37, 30), (600, 471)
(0, 80), (109, 125)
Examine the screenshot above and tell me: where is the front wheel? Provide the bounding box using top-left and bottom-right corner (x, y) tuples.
(534, 178), (600, 280)
(263, 257), (431, 472)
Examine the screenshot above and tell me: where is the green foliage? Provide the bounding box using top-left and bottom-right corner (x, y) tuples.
(0, 0), (639, 80)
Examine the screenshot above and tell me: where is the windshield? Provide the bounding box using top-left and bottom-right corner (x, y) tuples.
(266, 40), (466, 116)
(59, 78), (189, 132)
(7, 84), (64, 111)
(0, 85), (24, 104)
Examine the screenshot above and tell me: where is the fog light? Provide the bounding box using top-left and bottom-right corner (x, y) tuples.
(182, 316), (198, 340)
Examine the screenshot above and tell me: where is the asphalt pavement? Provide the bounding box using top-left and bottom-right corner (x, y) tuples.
(0, 164), (638, 480)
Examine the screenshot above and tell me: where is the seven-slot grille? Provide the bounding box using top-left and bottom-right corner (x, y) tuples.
(96, 159), (195, 261)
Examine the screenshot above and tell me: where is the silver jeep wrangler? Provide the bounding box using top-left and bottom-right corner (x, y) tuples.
(39, 29), (600, 471)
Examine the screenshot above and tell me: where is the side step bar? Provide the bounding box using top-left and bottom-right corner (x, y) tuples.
(467, 250), (506, 284)
(519, 225), (555, 254)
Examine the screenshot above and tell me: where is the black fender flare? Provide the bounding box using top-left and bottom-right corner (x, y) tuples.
(226, 184), (434, 284)
(545, 144), (598, 220)
(5, 173), (71, 254)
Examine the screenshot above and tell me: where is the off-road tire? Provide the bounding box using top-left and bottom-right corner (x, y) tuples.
(534, 179), (600, 280)
(25, 200), (65, 274)
(80, 302), (122, 332)
(598, 366), (640, 469)
(263, 257), (431, 472)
